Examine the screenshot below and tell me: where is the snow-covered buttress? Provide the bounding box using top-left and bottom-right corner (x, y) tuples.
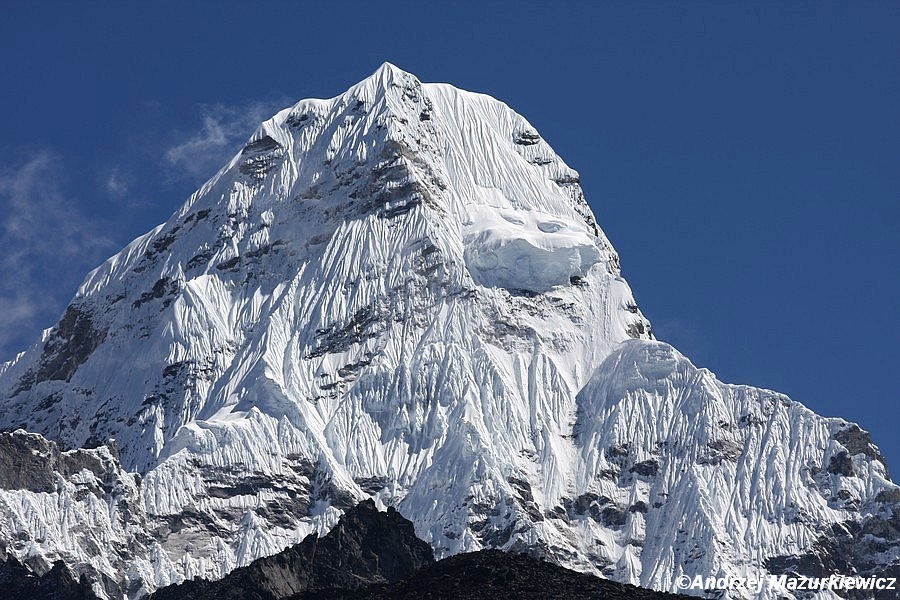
(0, 64), (897, 599)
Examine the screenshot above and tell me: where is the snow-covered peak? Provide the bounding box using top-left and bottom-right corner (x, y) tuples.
(346, 61), (419, 99)
(0, 67), (895, 600)
(72, 60), (604, 305)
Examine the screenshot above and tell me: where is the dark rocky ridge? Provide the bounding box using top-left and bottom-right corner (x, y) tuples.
(16, 488), (896, 599)
(0, 555), (97, 600)
(0, 430), (111, 494)
(13, 304), (107, 393)
(149, 500), (687, 600)
(149, 499), (433, 600)
(298, 549), (692, 600)
(765, 516), (900, 600)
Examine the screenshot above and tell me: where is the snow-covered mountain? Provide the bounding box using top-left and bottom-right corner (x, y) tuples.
(0, 63), (897, 599)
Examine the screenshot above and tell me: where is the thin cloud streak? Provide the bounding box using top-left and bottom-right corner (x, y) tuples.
(164, 99), (290, 181)
(104, 169), (130, 196)
(0, 99), (290, 359)
(0, 152), (115, 359)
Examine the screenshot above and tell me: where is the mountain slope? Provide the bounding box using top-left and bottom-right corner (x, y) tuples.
(0, 64), (897, 599)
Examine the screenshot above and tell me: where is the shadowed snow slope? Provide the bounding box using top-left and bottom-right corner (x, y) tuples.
(0, 64), (897, 599)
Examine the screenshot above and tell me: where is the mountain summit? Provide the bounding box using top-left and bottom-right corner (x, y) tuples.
(1, 64), (897, 599)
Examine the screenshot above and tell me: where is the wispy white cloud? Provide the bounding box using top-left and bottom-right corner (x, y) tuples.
(104, 168), (130, 196)
(0, 97), (291, 359)
(164, 99), (290, 180)
(0, 152), (114, 358)
(0, 292), (40, 358)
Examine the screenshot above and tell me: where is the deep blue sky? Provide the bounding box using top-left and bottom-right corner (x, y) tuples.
(1, 2), (898, 469)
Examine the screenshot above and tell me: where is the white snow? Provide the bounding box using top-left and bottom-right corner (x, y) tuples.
(463, 204), (601, 292)
(0, 63), (895, 600)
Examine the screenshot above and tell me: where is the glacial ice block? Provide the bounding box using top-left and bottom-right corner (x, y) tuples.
(463, 206), (601, 292)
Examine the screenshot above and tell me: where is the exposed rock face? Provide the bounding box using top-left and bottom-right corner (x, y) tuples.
(0, 431), (148, 599)
(0, 555), (98, 600)
(765, 515), (900, 600)
(296, 549), (692, 600)
(148, 499), (433, 600)
(150, 501), (687, 600)
(12, 304), (107, 394)
(0, 430), (108, 493)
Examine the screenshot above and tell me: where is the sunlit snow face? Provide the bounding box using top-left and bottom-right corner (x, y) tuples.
(462, 206), (600, 293)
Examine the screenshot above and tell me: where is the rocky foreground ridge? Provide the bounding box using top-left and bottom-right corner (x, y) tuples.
(149, 500), (692, 600)
(3, 499), (690, 600)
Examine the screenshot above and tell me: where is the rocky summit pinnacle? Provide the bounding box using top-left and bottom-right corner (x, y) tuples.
(0, 65), (897, 600)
